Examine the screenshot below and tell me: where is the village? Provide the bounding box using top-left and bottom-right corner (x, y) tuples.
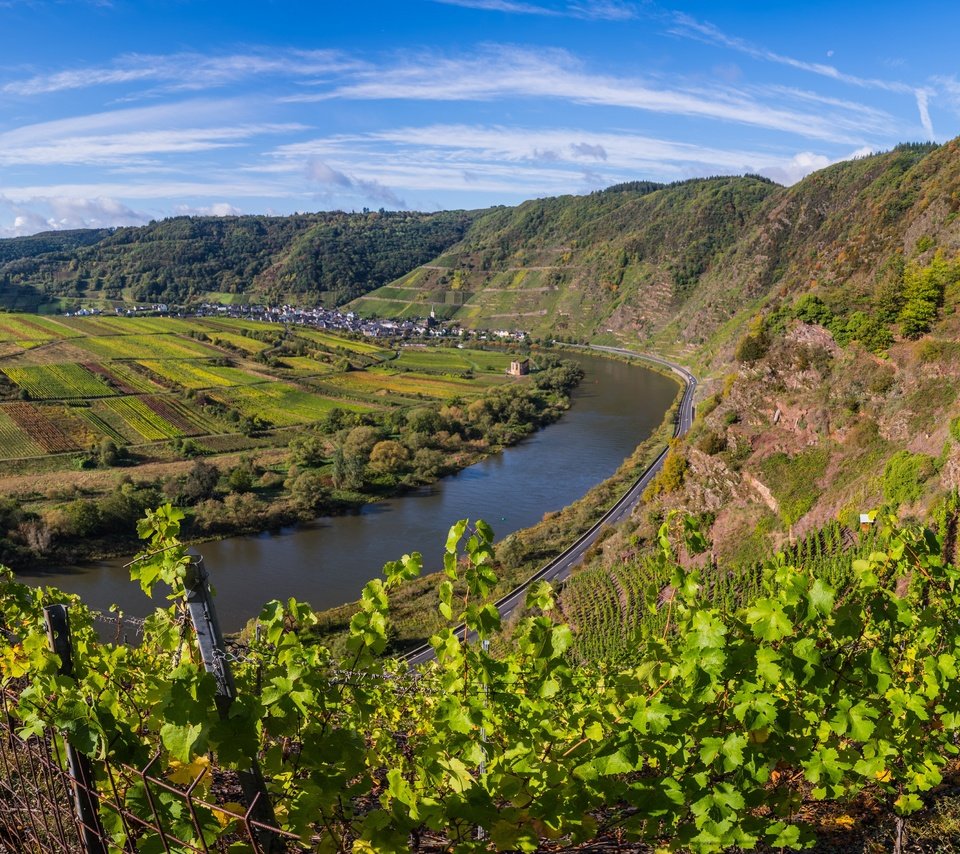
(65, 301), (530, 344)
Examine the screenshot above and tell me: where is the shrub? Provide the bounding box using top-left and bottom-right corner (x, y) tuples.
(883, 450), (936, 507)
(696, 430), (726, 455)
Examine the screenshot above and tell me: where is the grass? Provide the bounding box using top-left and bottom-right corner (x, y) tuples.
(758, 447), (831, 524)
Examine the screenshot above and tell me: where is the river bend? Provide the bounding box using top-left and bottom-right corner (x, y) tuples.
(23, 353), (678, 631)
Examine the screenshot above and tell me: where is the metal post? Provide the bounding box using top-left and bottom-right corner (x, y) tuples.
(476, 638), (489, 842)
(43, 605), (108, 854)
(182, 554), (282, 853)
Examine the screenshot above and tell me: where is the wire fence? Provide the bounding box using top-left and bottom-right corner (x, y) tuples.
(0, 686), (305, 853)
(0, 554), (309, 854)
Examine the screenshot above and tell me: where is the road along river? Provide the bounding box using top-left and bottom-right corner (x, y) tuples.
(22, 352), (680, 632)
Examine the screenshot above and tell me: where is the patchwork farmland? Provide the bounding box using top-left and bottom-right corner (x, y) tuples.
(0, 314), (516, 464)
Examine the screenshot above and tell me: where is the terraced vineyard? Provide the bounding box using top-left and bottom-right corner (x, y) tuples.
(562, 522), (871, 664)
(0, 313), (517, 462)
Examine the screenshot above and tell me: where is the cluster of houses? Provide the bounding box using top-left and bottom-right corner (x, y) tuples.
(65, 301), (529, 344)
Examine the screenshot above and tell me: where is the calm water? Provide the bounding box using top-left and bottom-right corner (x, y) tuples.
(22, 354), (678, 631)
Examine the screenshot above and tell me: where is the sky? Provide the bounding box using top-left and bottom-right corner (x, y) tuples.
(1, 0), (958, 237)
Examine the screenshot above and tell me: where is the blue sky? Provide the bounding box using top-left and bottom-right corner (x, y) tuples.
(0, 0), (957, 236)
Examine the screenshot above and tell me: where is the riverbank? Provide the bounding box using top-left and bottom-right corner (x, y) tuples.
(309, 364), (685, 655)
(7, 356), (585, 572)
(22, 352), (680, 630)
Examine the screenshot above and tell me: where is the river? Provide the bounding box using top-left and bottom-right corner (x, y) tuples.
(21, 353), (678, 631)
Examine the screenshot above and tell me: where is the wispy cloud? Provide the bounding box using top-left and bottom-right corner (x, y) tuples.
(0, 101), (305, 166)
(568, 1), (638, 21)
(271, 123), (863, 191)
(289, 46), (893, 145)
(429, 0), (639, 18)
(667, 12), (937, 139)
(430, 0), (559, 15)
(1, 49), (363, 97)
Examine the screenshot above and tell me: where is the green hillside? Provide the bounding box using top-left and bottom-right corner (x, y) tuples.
(350, 175), (779, 338)
(351, 143), (960, 359)
(0, 209), (478, 309)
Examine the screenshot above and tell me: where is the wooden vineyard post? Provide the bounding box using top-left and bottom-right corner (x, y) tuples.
(182, 553), (283, 853)
(43, 605), (107, 854)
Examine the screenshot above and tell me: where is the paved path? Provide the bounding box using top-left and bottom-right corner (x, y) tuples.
(404, 346), (696, 668)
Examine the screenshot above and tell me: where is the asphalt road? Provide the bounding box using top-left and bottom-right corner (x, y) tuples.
(403, 347), (697, 668)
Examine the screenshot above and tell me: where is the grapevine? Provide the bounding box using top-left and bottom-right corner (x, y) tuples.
(1, 506), (959, 851)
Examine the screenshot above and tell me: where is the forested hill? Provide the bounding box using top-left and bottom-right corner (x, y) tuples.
(2, 141), (957, 346)
(350, 174), (778, 336)
(0, 209), (477, 310)
(352, 142), (960, 348)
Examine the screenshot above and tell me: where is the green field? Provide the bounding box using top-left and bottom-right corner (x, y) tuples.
(4, 364), (118, 399)
(392, 346), (515, 373)
(213, 383), (371, 426)
(0, 314), (520, 463)
(0, 409), (42, 458)
(291, 327), (393, 357)
(321, 369), (484, 400)
(138, 359), (267, 389)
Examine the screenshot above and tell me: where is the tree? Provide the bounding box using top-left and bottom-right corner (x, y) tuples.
(289, 470), (330, 516)
(181, 460), (220, 505)
(288, 433), (325, 467)
(368, 440), (410, 477)
(227, 463), (256, 494)
(343, 425), (381, 461)
(98, 439), (121, 467)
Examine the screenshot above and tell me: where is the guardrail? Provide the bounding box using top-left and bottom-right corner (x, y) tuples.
(403, 347), (696, 666)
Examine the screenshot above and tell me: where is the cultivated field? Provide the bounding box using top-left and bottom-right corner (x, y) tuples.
(0, 314), (515, 464)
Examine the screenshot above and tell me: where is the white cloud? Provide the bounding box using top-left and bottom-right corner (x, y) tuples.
(756, 152), (831, 186)
(0, 178), (306, 202)
(0, 101), (306, 166)
(174, 202), (244, 217)
(0, 193), (151, 236)
(272, 124), (855, 195)
(291, 46), (889, 144)
(1, 49), (364, 97)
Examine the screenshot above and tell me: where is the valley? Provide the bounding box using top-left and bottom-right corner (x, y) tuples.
(0, 312), (591, 571)
(5, 140), (960, 852)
